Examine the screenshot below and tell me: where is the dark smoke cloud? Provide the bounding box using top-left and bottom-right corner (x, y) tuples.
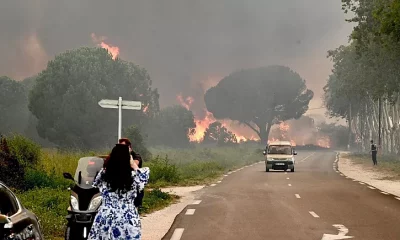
(0, 0), (351, 119)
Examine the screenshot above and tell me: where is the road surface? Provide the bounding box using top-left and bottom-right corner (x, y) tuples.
(161, 151), (400, 240)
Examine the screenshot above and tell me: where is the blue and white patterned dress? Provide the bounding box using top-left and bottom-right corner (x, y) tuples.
(88, 167), (150, 240)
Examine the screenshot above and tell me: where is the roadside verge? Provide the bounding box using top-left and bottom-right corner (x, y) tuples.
(337, 152), (400, 198)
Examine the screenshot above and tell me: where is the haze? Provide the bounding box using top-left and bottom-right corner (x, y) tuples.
(0, 0), (351, 120)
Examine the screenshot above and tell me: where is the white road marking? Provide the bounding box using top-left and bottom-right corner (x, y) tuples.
(395, 197), (400, 201)
(170, 228), (185, 240)
(210, 184), (216, 187)
(285, 172), (288, 175)
(321, 224), (354, 239)
(299, 152), (316, 162)
(224, 175), (228, 177)
(368, 186), (375, 189)
(185, 209), (196, 215)
(288, 184), (292, 187)
(295, 194), (301, 198)
(191, 200), (202, 205)
(309, 211), (320, 218)
(359, 182), (365, 185)
(335, 171), (339, 173)
(381, 191), (389, 195)
(286, 177), (290, 180)
(217, 181), (222, 183)
(340, 174), (344, 176)
(227, 172), (232, 174)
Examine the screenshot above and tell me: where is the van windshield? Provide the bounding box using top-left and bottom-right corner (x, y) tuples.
(268, 145), (292, 155)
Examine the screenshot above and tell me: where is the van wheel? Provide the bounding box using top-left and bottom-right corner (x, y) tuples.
(291, 167), (295, 172)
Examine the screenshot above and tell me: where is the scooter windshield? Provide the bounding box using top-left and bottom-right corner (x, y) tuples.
(74, 157), (104, 189)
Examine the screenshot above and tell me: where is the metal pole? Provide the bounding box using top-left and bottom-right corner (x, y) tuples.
(378, 97), (382, 147)
(118, 97), (122, 141)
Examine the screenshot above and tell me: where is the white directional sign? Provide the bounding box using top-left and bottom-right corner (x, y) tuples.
(98, 97), (142, 140)
(321, 224), (354, 240)
(98, 99), (119, 109)
(98, 99), (142, 110)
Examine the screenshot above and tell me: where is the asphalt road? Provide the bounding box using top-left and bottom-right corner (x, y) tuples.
(161, 151), (400, 240)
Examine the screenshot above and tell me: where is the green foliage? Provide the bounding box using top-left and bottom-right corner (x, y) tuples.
(336, 0), (400, 102)
(146, 156), (181, 186)
(0, 136), (25, 189)
(139, 188), (179, 214)
(0, 134), (41, 189)
(123, 125), (151, 160)
(146, 105), (196, 147)
(204, 66), (313, 143)
(0, 76), (30, 135)
(17, 188), (71, 239)
(28, 47), (159, 149)
(6, 134), (41, 166)
(203, 121), (238, 146)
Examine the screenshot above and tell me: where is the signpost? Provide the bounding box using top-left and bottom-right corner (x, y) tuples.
(98, 97), (142, 141)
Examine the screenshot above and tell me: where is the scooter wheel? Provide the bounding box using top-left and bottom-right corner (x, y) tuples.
(64, 226), (75, 240)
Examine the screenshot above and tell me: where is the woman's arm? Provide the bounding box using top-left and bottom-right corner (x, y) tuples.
(92, 168), (105, 189)
(132, 167), (150, 193)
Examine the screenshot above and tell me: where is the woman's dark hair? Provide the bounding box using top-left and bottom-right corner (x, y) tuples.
(102, 144), (133, 194)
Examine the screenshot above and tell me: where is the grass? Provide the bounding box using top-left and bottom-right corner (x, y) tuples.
(345, 153), (400, 180)
(14, 144), (262, 239)
(146, 145), (262, 187)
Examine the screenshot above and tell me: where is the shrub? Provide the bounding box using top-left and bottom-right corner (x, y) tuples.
(24, 168), (72, 190)
(17, 188), (70, 238)
(124, 125), (152, 160)
(6, 134), (41, 166)
(0, 136), (25, 189)
(146, 156), (181, 186)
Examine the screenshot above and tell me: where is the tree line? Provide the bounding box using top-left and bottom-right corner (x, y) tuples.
(324, 0), (400, 154)
(1, 47), (319, 150)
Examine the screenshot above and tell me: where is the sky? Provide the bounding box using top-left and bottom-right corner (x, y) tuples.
(0, 0), (352, 129)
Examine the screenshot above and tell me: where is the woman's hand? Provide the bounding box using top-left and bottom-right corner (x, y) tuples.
(130, 155), (139, 170)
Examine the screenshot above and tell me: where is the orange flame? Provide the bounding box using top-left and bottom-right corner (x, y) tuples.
(176, 93), (256, 142)
(91, 33), (120, 60)
(142, 105), (149, 113)
(176, 94), (194, 111)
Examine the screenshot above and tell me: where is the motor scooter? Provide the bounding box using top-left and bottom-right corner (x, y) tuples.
(63, 156), (104, 240)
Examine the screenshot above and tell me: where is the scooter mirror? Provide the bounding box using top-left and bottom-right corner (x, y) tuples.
(63, 172), (74, 181)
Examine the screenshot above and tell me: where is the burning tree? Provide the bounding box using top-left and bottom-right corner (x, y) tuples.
(202, 121), (238, 146)
(204, 66), (314, 144)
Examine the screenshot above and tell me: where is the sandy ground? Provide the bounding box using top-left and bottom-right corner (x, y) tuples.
(338, 153), (400, 197)
(141, 186), (204, 240)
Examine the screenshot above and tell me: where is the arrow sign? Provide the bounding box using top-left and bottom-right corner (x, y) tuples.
(98, 99), (119, 109)
(120, 100), (142, 110)
(98, 99), (142, 110)
(98, 97), (142, 140)
(321, 224), (354, 240)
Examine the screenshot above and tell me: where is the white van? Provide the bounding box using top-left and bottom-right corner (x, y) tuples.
(263, 141), (297, 172)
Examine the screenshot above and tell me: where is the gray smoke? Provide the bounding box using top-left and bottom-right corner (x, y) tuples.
(0, 0), (352, 119)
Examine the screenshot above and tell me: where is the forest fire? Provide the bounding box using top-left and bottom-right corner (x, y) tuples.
(91, 33), (120, 60)
(176, 93), (254, 142)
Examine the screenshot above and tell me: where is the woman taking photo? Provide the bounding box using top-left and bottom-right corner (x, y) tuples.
(88, 144), (150, 240)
